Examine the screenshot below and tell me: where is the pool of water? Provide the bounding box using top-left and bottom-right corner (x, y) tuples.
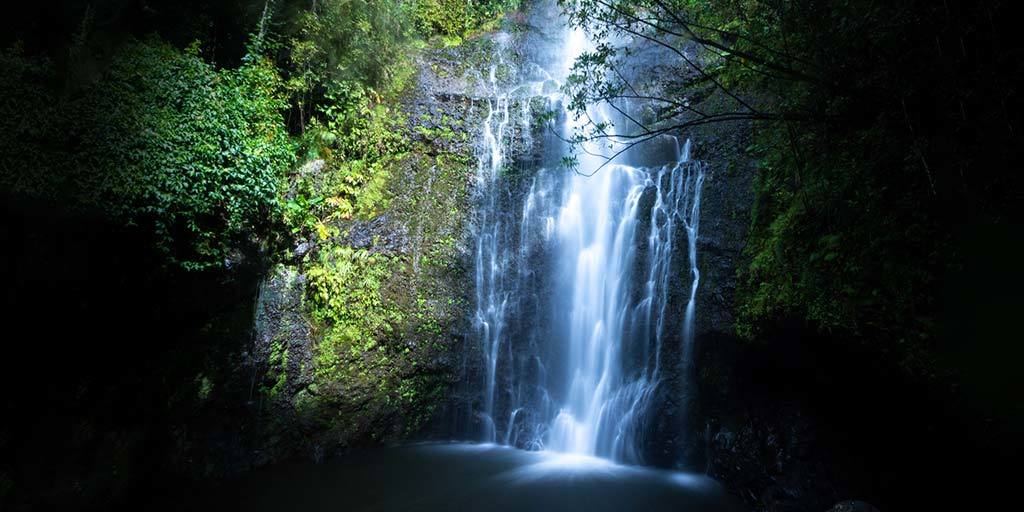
(161, 443), (743, 511)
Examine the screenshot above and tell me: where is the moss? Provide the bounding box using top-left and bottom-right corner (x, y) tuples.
(195, 374), (214, 401)
(306, 246), (399, 380)
(255, 18), (487, 454)
(261, 338), (290, 399)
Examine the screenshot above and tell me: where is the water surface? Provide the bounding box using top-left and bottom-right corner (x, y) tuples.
(168, 443), (742, 512)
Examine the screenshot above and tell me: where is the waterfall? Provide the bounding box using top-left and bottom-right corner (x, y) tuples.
(473, 54), (515, 443)
(468, 4), (706, 465)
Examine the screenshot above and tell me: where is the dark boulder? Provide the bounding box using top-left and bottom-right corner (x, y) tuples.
(827, 501), (881, 512)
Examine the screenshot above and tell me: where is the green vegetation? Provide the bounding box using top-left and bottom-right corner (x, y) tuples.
(258, 1), (506, 446)
(414, 0), (520, 42)
(561, 0), (1016, 376)
(0, 0), (508, 419)
(307, 247), (398, 376)
(0, 1), (519, 507)
(0, 41), (294, 270)
(673, 0), (994, 376)
(0, 0), (518, 269)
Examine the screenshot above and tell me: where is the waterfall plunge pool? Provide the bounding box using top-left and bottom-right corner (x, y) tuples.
(158, 443), (742, 511)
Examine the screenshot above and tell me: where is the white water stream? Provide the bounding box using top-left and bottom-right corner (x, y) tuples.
(471, 7), (706, 464)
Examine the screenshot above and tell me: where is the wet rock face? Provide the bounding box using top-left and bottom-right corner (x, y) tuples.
(249, 265), (317, 462)
(340, 214), (410, 255)
(610, 34), (757, 343)
(247, 38), (497, 465)
(691, 334), (842, 512)
(691, 130), (756, 338)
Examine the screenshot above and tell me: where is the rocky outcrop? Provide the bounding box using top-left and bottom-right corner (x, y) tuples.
(248, 265), (317, 463)
(694, 333), (840, 511)
(690, 121), (757, 338)
(244, 37), (498, 466)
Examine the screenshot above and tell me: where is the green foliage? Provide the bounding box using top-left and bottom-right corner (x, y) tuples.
(737, 119), (943, 369)
(298, 241), (448, 437)
(0, 46), (66, 198)
(283, 82), (408, 238)
(263, 338), (290, 398)
(251, 0), (508, 449)
(195, 374), (215, 401)
(321, 83), (409, 162)
(414, 0), (471, 38)
(706, 0), (988, 376)
(560, 0), (1013, 376)
(306, 246), (400, 378)
(413, 0), (519, 39)
(94, 42), (295, 269)
(288, 0), (414, 98)
(280, 0), (439, 240)
(1, 0), (523, 271)
(0, 0), (511, 473)
(0, 40), (295, 270)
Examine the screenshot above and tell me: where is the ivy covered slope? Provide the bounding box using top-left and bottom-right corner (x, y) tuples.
(0, 1), (518, 510)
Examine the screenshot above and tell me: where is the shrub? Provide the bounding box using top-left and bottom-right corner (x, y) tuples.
(0, 40), (295, 270)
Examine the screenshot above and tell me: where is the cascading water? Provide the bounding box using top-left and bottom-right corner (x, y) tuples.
(544, 143), (706, 462)
(473, 56), (514, 443)
(468, 4), (706, 465)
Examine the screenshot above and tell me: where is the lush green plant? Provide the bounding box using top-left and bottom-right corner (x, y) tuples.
(91, 41), (295, 270)
(286, 0), (414, 109)
(413, 0), (519, 39)
(0, 46), (67, 198)
(306, 246), (401, 377)
(0, 2), (510, 506)
(414, 0), (471, 38)
(282, 80), (408, 239)
(0, 40), (295, 270)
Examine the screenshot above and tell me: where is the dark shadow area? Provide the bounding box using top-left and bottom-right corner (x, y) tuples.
(0, 195), (268, 510)
(1, 0), (265, 66)
(697, 232), (1024, 511)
